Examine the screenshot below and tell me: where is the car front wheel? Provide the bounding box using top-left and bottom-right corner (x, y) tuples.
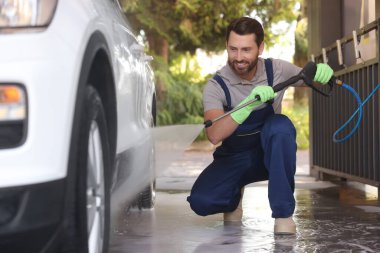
(63, 86), (110, 253)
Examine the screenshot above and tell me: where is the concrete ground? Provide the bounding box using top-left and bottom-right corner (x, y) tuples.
(110, 143), (380, 253)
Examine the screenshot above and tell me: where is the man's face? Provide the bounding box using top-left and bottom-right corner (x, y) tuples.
(227, 31), (264, 80)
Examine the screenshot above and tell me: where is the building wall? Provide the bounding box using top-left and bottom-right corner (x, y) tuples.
(307, 0), (342, 68)
(308, 0), (378, 67)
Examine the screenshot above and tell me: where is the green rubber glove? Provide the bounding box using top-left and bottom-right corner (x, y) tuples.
(314, 63), (334, 84)
(231, 85), (276, 124)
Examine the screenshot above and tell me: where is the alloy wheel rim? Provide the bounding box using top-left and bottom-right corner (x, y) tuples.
(87, 120), (105, 253)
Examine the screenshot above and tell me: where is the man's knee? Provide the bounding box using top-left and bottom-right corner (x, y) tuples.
(261, 114), (296, 138)
(187, 194), (213, 216)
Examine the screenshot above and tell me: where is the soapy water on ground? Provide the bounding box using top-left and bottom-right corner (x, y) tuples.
(110, 186), (380, 253)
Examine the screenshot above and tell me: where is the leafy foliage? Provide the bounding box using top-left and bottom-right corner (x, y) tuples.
(283, 104), (309, 149)
(156, 53), (206, 130)
(121, 0), (300, 53)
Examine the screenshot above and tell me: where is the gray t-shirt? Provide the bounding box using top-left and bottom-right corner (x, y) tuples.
(203, 57), (302, 114)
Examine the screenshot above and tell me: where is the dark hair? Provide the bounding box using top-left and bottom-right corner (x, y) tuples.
(226, 17), (264, 47)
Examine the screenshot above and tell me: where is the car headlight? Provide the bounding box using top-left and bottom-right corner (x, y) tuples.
(0, 0), (58, 29)
(0, 84), (27, 149)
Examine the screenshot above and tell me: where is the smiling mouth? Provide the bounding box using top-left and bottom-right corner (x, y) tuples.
(234, 61), (248, 70)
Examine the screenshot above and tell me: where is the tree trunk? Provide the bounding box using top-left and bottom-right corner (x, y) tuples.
(147, 32), (170, 100)
(148, 34), (169, 63)
(293, 1), (309, 106)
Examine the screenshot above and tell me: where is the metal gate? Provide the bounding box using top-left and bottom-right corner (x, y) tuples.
(311, 19), (380, 189)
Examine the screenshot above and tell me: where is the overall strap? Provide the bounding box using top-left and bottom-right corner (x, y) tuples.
(264, 58), (275, 105)
(264, 58), (274, 87)
(212, 75), (233, 112)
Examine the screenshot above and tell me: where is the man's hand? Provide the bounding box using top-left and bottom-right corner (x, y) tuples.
(314, 63), (333, 84)
(231, 85), (275, 124)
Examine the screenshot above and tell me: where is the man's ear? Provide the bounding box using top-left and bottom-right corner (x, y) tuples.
(259, 42), (264, 55)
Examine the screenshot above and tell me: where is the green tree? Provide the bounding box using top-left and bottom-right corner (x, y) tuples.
(121, 0), (300, 61)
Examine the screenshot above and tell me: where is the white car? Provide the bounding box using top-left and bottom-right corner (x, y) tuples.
(0, 0), (156, 252)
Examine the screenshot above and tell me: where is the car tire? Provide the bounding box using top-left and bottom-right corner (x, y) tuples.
(62, 86), (110, 253)
(134, 164), (156, 210)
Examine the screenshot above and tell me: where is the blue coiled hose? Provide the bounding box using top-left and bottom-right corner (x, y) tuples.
(333, 82), (380, 143)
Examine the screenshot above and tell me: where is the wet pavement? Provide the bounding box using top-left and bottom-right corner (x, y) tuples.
(110, 145), (380, 253)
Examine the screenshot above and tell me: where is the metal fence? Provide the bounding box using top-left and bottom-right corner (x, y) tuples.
(311, 19), (380, 188)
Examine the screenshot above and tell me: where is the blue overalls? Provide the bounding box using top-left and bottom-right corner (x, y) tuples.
(187, 59), (297, 218)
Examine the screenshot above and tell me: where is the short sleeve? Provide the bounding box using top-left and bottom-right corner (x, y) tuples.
(203, 79), (226, 112)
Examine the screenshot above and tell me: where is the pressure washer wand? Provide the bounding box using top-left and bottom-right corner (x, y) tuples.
(204, 62), (318, 128)
(204, 96), (260, 128)
(204, 75), (301, 128)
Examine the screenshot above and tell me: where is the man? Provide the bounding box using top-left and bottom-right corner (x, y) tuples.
(187, 17), (333, 234)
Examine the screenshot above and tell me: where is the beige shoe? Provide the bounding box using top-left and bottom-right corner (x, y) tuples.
(223, 188), (244, 221)
(274, 216), (296, 235)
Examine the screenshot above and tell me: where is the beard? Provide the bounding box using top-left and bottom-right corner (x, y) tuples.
(228, 58), (258, 78)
